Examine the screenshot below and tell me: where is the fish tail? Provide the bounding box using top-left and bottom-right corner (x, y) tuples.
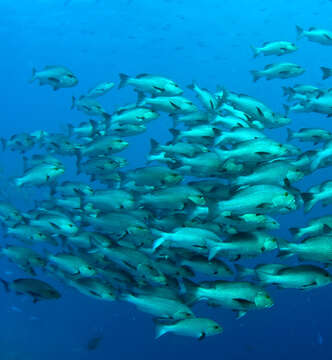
(321, 66), (332, 80)
(154, 322), (169, 339)
(149, 138), (159, 154)
(0, 279), (9, 292)
(0, 138), (7, 151)
(71, 96), (76, 110)
(169, 128), (180, 141)
(187, 81), (196, 90)
(296, 25), (304, 39)
(118, 73), (129, 89)
(289, 227), (300, 238)
(29, 67), (36, 83)
(277, 238), (294, 258)
(67, 123), (74, 137)
(302, 192), (315, 213)
(235, 264), (255, 279)
(103, 113), (111, 131)
(286, 128), (293, 141)
(14, 177), (23, 187)
(215, 148), (229, 163)
(250, 70), (261, 82)
(250, 45), (259, 58)
(283, 104), (290, 116)
(282, 86), (293, 98)
(89, 119), (99, 137)
(75, 149), (82, 175)
(135, 90), (145, 106)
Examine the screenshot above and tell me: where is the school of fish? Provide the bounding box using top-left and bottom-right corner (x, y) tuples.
(2, 25), (332, 341)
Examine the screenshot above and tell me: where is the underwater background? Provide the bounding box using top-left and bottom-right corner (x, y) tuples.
(1, 0), (332, 359)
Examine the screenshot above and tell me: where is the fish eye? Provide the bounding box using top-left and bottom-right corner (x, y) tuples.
(284, 192), (289, 197)
(213, 325), (219, 329)
(68, 224), (73, 227)
(87, 266), (93, 270)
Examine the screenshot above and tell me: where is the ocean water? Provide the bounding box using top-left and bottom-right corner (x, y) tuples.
(1, 0), (332, 359)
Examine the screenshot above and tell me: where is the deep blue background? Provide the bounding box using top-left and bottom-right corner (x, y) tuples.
(1, 0), (332, 359)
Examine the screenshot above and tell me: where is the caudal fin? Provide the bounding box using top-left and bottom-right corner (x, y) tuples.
(289, 227), (300, 238)
(154, 322), (168, 339)
(29, 68), (36, 83)
(0, 279), (9, 292)
(296, 25), (304, 39)
(150, 138), (159, 154)
(250, 45), (259, 58)
(71, 96), (76, 110)
(321, 67), (332, 80)
(286, 128), (293, 142)
(118, 73), (129, 89)
(235, 264), (255, 279)
(250, 70), (261, 82)
(302, 192), (315, 213)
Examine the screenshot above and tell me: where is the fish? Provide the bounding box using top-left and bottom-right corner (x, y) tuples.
(296, 25), (332, 45)
(187, 82), (221, 111)
(46, 252), (96, 277)
(287, 128), (332, 144)
(278, 236), (332, 264)
(14, 161), (65, 188)
(86, 335), (103, 351)
(0, 278), (61, 303)
(237, 264), (332, 290)
(185, 280), (273, 318)
(250, 41), (297, 57)
(155, 318), (223, 340)
(29, 65), (78, 90)
(250, 63), (305, 82)
(71, 96), (110, 121)
(289, 215), (332, 239)
(139, 95), (198, 114)
(120, 292), (195, 320)
(216, 184), (297, 216)
(86, 81), (115, 98)
(119, 73), (183, 96)
(302, 180), (332, 212)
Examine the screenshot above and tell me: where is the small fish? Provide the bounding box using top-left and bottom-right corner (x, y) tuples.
(86, 81), (115, 98)
(296, 25), (332, 45)
(119, 73), (183, 96)
(155, 318), (223, 340)
(251, 63), (305, 82)
(251, 41), (297, 57)
(0, 278), (61, 303)
(29, 65), (78, 90)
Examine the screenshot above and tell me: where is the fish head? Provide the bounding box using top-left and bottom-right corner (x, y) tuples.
(189, 194), (206, 206)
(80, 265), (96, 277)
(263, 236), (279, 251)
(206, 322), (223, 336)
(174, 310), (195, 320)
(288, 167), (305, 182)
(62, 73), (79, 87)
(165, 82), (183, 96)
(46, 288), (61, 300)
(164, 173), (183, 185)
(254, 291), (274, 308)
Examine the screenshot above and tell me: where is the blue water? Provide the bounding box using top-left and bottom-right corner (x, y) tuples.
(1, 0), (332, 359)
